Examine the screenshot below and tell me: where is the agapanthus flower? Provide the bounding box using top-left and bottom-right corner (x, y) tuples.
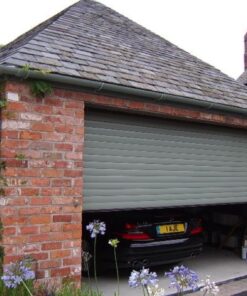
(86, 220), (106, 238)
(147, 284), (165, 296)
(165, 265), (199, 293)
(82, 250), (92, 263)
(108, 238), (120, 248)
(200, 276), (219, 295)
(1, 260), (35, 289)
(128, 267), (158, 288)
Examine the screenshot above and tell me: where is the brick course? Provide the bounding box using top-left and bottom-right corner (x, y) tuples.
(1, 80), (247, 284)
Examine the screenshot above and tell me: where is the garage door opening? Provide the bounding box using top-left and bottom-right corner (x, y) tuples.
(82, 204), (247, 295)
(82, 107), (247, 291)
(82, 203), (247, 269)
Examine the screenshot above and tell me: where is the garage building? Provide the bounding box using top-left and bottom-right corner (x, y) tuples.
(1, 0), (247, 284)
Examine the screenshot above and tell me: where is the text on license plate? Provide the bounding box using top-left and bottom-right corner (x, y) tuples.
(157, 223), (185, 234)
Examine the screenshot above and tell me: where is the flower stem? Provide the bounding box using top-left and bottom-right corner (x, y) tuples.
(21, 280), (33, 296)
(93, 235), (99, 293)
(145, 286), (150, 296)
(142, 285), (147, 296)
(113, 247), (120, 296)
(85, 260), (92, 296)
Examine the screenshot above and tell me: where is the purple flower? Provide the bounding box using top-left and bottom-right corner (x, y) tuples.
(129, 267), (158, 288)
(1, 260), (35, 289)
(165, 265), (199, 293)
(86, 220), (106, 238)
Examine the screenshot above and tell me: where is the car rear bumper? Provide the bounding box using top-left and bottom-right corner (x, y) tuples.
(99, 236), (203, 269)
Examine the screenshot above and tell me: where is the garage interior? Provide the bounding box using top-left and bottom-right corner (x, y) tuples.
(83, 107), (247, 293)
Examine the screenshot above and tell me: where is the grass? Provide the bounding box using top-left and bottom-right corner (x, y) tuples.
(0, 280), (102, 296)
(56, 283), (102, 296)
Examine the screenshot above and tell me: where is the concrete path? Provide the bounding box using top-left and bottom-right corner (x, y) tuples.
(191, 278), (247, 296)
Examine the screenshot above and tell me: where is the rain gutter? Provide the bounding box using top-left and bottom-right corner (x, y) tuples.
(0, 65), (247, 116)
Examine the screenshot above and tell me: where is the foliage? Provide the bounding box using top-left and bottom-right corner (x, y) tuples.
(20, 64), (53, 97)
(0, 99), (7, 108)
(0, 175), (7, 196)
(33, 281), (56, 296)
(0, 174), (6, 196)
(21, 64), (31, 79)
(15, 153), (26, 160)
(0, 161), (6, 170)
(56, 283), (102, 296)
(0, 279), (34, 296)
(35, 69), (52, 76)
(30, 80), (52, 98)
(0, 188), (5, 196)
(0, 220), (4, 276)
(0, 83), (7, 197)
(0, 83), (6, 109)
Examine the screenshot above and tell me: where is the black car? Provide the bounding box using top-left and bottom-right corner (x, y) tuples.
(82, 209), (203, 271)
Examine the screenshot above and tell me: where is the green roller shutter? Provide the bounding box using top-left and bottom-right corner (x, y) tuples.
(84, 109), (247, 211)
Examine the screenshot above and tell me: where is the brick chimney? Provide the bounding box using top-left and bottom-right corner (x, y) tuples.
(244, 32), (247, 70)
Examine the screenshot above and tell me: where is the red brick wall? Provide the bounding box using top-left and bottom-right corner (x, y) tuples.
(54, 89), (247, 130)
(1, 80), (247, 284)
(1, 82), (84, 283)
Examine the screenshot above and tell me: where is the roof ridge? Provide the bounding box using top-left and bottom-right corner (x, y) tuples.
(0, 1), (79, 63)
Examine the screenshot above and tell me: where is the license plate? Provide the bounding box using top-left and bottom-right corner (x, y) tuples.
(157, 223), (185, 234)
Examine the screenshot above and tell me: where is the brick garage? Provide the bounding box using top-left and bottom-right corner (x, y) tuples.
(1, 0), (247, 285)
(0, 79), (247, 283)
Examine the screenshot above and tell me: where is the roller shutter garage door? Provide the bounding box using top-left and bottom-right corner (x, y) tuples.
(84, 109), (247, 211)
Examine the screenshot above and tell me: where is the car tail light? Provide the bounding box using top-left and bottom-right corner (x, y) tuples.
(119, 233), (151, 240)
(119, 223), (151, 240)
(191, 226), (203, 235)
(124, 223), (136, 230)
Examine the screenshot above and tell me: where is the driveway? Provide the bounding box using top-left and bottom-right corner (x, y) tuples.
(84, 247), (247, 295)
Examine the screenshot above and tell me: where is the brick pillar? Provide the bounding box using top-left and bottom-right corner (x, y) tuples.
(0, 81), (84, 283)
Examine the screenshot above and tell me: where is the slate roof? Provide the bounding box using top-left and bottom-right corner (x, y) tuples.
(1, 0), (247, 109)
(237, 71), (247, 85)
